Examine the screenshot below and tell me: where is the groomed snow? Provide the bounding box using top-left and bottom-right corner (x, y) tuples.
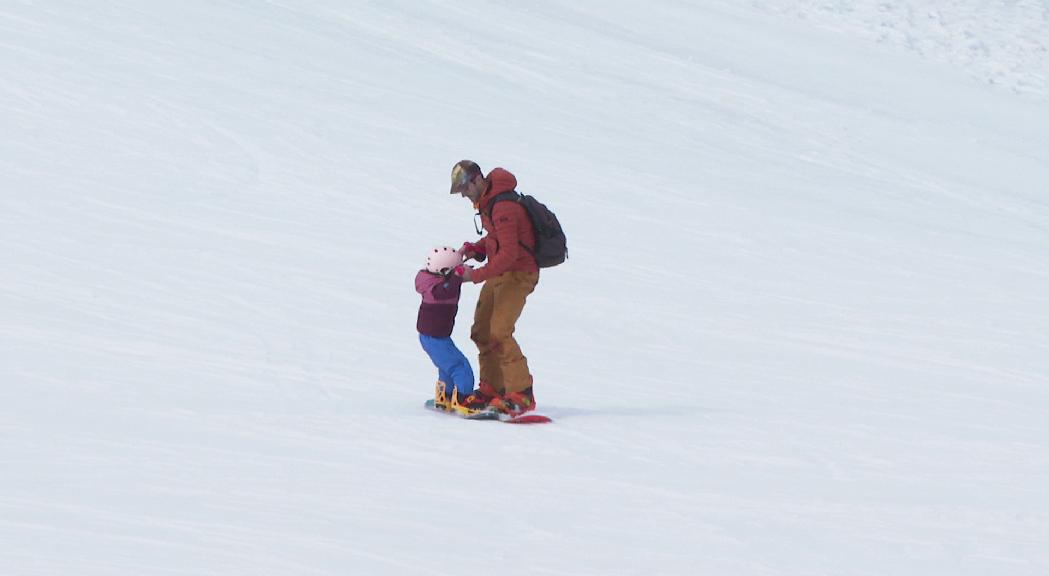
(2, 2), (1048, 574)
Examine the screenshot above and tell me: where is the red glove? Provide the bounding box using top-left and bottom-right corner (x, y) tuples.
(459, 242), (486, 260)
(455, 265), (474, 282)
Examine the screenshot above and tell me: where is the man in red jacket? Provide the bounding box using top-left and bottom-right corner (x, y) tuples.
(449, 160), (540, 416)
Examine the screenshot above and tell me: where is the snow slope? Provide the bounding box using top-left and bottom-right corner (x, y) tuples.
(2, 1), (1048, 574)
(756, 0), (1049, 99)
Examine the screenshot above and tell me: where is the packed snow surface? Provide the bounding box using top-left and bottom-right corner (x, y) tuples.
(2, 1), (1048, 574)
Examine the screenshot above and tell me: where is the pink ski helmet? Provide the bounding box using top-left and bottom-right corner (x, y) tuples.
(426, 246), (463, 274)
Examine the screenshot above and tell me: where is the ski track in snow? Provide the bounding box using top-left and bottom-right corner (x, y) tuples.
(2, 1), (1048, 575)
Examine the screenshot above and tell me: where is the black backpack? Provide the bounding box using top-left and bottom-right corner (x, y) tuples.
(485, 191), (568, 268)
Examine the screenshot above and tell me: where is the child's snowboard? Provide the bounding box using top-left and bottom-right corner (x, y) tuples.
(424, 399), (553, 424)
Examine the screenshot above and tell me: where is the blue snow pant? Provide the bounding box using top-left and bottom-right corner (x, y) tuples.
(419, 334), (475, 397)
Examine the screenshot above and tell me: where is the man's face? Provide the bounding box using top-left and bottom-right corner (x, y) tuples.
(460, 175), (484, 203)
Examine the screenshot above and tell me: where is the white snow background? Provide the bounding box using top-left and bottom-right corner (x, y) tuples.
(2, 1), (1048, 574)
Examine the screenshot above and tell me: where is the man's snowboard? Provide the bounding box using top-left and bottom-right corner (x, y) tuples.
(424, 399), (553, 424)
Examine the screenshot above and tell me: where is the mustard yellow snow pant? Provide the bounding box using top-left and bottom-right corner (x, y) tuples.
(471, 271), (539, 396)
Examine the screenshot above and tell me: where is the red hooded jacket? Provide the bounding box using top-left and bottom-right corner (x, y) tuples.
(471, 168), (538, 283)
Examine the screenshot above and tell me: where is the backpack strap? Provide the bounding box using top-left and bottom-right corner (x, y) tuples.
(484, 191), (521, 220)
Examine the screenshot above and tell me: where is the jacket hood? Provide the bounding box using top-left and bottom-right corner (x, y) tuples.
(477, 168), (517, 211)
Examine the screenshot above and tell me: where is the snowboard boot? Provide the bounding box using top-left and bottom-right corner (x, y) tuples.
(451, 380), (498, 416)
(490, 387), (536, 417)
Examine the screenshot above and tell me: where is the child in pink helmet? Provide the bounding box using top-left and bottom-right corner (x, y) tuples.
(416, 246), (475, 412)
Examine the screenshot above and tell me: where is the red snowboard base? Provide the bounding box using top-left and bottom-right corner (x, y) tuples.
(502, 413), (554, 425)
